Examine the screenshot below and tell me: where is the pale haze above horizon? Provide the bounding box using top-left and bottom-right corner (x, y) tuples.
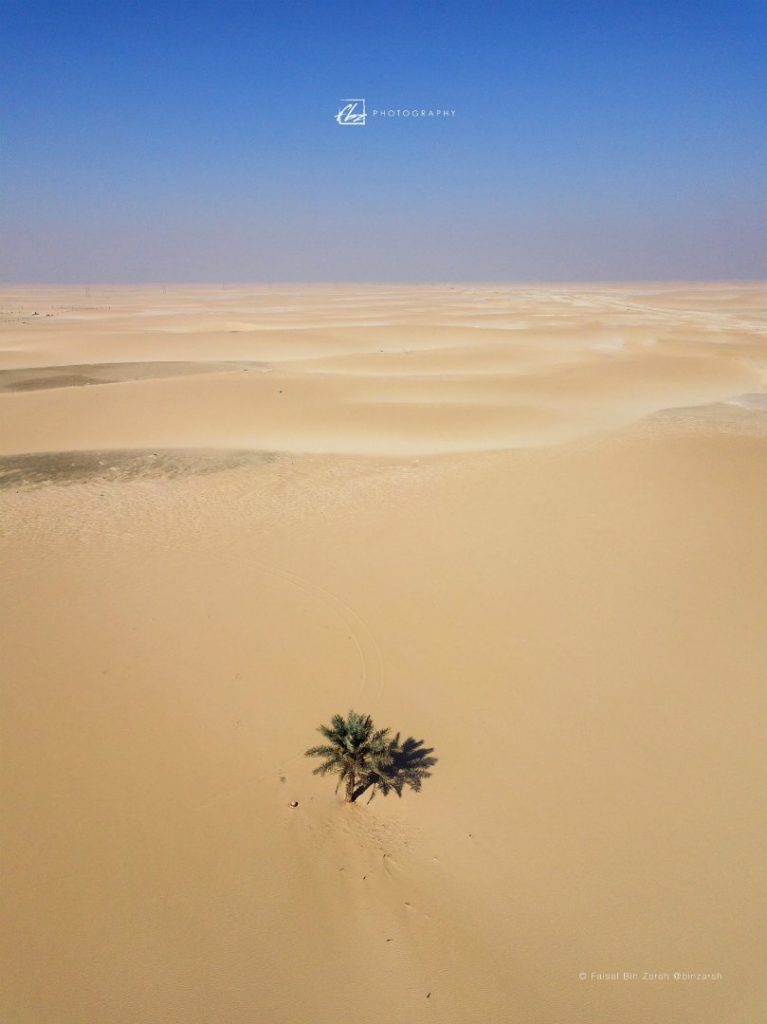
(2, 0), (765, 283)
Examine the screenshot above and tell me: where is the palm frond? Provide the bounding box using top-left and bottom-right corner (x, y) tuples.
(305, 744), (336, 758)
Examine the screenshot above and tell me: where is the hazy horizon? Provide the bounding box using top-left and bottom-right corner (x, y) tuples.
(2, 278), (764, 288)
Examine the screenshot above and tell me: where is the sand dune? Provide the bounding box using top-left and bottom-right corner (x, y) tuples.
(0, 285), (764, 1023)
(0, 285), (762, 458)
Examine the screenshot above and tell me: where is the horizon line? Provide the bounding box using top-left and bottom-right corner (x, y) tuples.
(1, 278), (764, 289)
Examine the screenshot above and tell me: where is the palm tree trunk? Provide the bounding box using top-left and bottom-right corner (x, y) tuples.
(345, 770), (356, 803)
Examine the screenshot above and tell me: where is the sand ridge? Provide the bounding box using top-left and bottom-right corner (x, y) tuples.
(0, 284), (763, 461)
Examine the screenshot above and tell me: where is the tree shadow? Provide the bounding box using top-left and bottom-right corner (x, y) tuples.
(354, 734), (438, 802)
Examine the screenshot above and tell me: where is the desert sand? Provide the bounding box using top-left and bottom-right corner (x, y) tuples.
(1, 283), (764, 1023)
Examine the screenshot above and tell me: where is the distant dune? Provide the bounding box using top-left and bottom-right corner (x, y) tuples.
(1, 284), (764, 1024)
(0, 284), (763, 460)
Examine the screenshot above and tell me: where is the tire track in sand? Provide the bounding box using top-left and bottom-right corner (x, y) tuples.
(194, 548), (386, 812)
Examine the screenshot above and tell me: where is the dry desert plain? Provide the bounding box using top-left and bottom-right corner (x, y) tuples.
(0, 283), (765, 1023)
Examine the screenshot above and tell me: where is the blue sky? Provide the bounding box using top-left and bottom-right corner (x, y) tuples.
(2, 0), (764, 281)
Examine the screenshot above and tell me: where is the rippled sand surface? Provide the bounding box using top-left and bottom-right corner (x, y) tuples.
(1, 284), (764, 1023)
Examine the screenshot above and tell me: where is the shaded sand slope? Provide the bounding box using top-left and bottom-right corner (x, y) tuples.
(0, 285), (764, 1024)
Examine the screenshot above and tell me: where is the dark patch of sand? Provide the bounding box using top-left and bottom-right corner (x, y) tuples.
(0, 448), (277, 489)
(645, 399), (766, 436)
(0, 360), (270, 393)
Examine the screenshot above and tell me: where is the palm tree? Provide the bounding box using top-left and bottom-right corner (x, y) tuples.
(305, 710), (393, 803)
